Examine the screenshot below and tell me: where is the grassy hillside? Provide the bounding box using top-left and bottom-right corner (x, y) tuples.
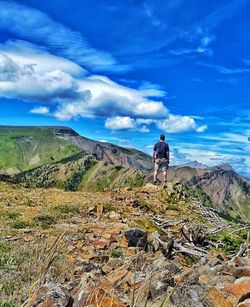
(0, 127), (80, 174)
(15, 151), (147, 192)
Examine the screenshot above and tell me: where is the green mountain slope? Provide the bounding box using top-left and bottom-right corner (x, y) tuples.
(0, 125), (152, 174)
(0, 126), (81, 174)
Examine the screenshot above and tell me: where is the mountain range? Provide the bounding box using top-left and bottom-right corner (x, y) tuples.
(0, 125), (249, 222)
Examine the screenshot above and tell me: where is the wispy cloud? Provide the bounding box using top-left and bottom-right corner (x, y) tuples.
(143, 2), (166, 29)
(215, 78), (239, 84)
(0, 0), (128, 72)
(170, 31), (215, 57)
(197, 62), (250, 74)
(200, 0), (249, 31)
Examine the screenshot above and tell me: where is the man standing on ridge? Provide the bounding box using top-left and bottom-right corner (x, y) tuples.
(152, 134), (169, 184)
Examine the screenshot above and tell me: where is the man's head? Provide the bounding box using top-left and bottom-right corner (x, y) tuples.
(160, 134), (165, 141)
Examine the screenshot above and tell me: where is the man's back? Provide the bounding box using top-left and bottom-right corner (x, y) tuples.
(154, 141), (169, 159)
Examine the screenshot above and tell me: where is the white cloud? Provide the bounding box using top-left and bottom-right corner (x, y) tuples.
(0, 0), (127, 72)
(156, 115), (197, 133)
(55, 75), (168, 120)
(0, 54), (84, 103)
(0, 51), (168, 120)
(105, 116), (150, 133)
(138, 88), (167, 98)
(196, 125), (207, 133)
(0, 40), (207, 135)
(99, 139), (108, 143)
(105, 116), (135, 130)
(0, 40), (86, 77)
(104, 115), (207, 134)
(30, 106), (49, 115)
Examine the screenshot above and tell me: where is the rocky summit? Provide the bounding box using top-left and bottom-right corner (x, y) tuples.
(0, 181), (249, 306)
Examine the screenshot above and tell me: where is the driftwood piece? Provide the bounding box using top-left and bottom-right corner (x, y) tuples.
(152, 234), (174, 258)
(207, 224), (235, 235)
(173, 242), (207, 257)
(150, 215), (189, 228)
(228, 226), (250, 236)
(181, 224), (207, 246)
(152, 234), (207, 258)
(229, 243), (248, 260)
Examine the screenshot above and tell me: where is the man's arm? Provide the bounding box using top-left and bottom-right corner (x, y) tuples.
(166, 144), (169, 163)
(152, 144), (157, 163)
(152, 151), (156, 163)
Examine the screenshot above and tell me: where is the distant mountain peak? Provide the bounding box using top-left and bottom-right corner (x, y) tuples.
(213, 163), (234, 172)
(179, 160), (208, 169)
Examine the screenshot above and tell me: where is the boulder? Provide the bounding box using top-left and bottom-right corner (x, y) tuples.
(235, 277), (250, 284)
(171, 284), (209, 307)
(223, 283), (250, 297)
(125, 228), (148, 250)
(237, 293), (250, 307)
(237, 298), (250, 307)
(26, 282), (73, 307)
(206, 287), (234, 307)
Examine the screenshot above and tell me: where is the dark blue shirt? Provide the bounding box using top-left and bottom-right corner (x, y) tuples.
(154, 141), (169, 159)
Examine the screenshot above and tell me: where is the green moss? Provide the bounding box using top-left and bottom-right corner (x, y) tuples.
(51, 204), (80, 218)
(33, 214), (55, 227)
(221, 234), (245, 253)
(0, 302), (17, 307)
(110, 248), (124, 259)
(11, 220), (31, 229)
(128, 173), (145, 188)
(133, 199), (155, 213)
(165, 204), (180, 211)
(103, 203), (115, 213)
(6, 211), (20, 219)
(134, 219), (161, 233)
(0, 240), (14, 268)
(209, 228), (247, 254)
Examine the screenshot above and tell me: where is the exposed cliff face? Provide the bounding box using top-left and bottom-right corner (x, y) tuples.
(55, 127), (152, 172)
(167, 164), (250, 222)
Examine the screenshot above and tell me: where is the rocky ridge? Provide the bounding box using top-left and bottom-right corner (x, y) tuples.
(0, 126), (249, 222)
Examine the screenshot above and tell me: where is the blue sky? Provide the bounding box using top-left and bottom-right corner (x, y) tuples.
(0, 0), (249, 177)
